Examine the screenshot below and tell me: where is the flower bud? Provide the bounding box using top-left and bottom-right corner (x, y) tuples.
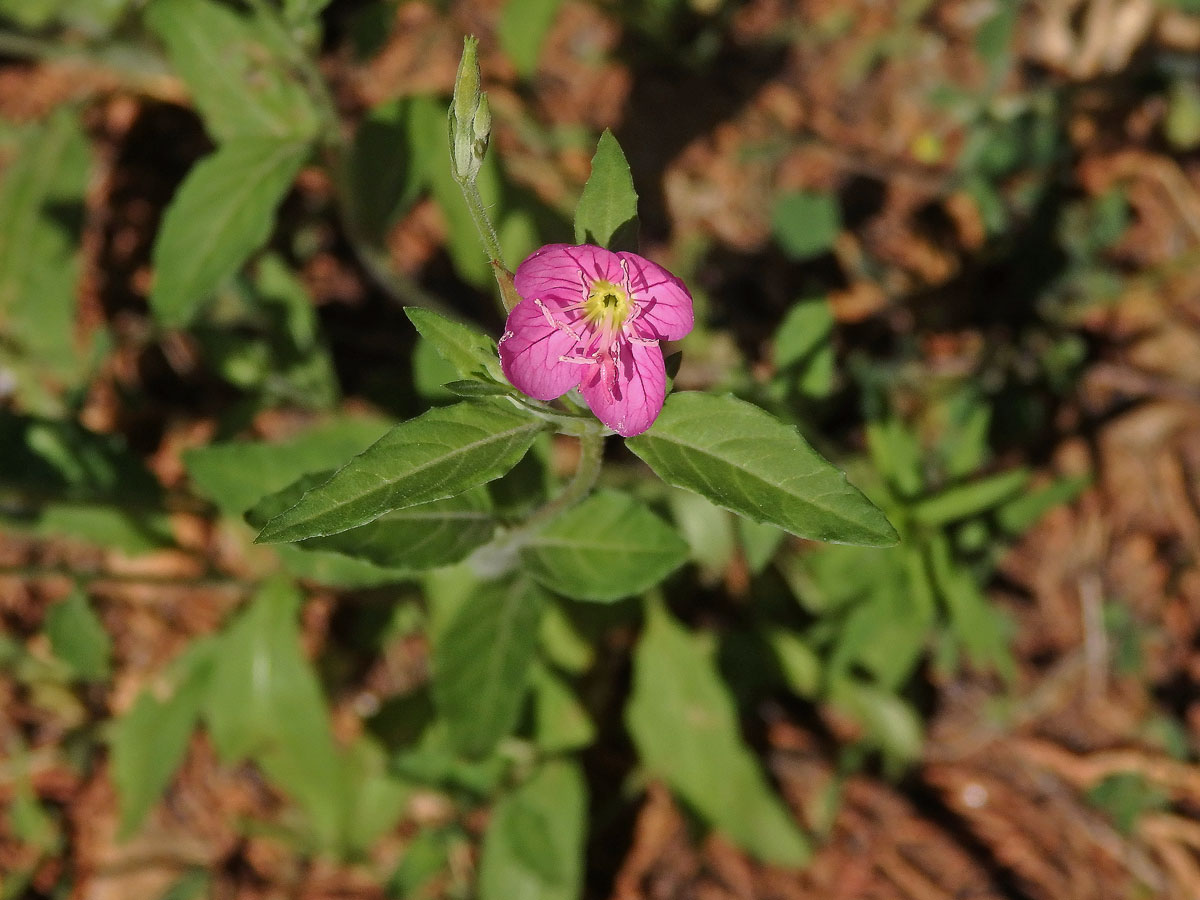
(449, 35), (491, 181)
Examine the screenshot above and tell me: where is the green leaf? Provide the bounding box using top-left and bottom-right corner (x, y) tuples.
(34, 503), (172, 555)
(409, 96), (496, 287)
(498, 0), (562, 77)
(532, 665), (595, 753)
(926, 535), (1013, 678)
(405, 307), (506, 384)
(773, 297), (834, 399)
(771, 191), (841, 261)
(668, 489), (736, 583)
(627, 393), (898, 546)
(432, 575), (546, 757)
(347, 99), (420, 241)
(1088, 773), (1169, 835)
(737, 518), (785, 575)
(204, 579), (345, 845)
(44, 591), (111, 681)
(909, 468), (1029, 526)
(284, 0), (332, 25)
(150, 138), (308, 328)
(996, 474), (1089, 533)
(573, 130), (638, 251)
(0, 108), (92, 413)
(248, 472), (495, 571)
(255, 399), (542, 544)
(111, 641), (214, 837)
(478, 759), (587, 900)
(144, 0), (320, 141)
(626, 600), (810, 866)
(521, 490), (689, 602)
(828, 677), (923, 772)
(186, 417), (392, 516)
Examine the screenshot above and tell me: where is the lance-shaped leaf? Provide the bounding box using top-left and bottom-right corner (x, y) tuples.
(574, 130), (638, 251)
(405, 307), (506, 384)
(248, 471), (495, 571)
(521, 490), (689, 602)
(255, 398), (541, 544)
(432, 575), (547, 757)
(151, 138), (309, 327)
(145, 0), (320, 142)
(478, 759), (587, 900)
(626, 599), (811, 866)
(0, 108), (91, 412)
(627, 393), (898, 547)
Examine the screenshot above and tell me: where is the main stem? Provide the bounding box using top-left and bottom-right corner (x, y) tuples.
(521, 427), (605, 534)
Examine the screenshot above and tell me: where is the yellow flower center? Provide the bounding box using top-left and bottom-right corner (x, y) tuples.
(583, 279), (632, 340)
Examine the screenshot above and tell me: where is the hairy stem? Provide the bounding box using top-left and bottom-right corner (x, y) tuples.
(456, 176), (521, 314)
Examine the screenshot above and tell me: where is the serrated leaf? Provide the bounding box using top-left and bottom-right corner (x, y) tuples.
(478, 759), (587, 900)
(910, 468), (1029, 526)
(0, 108), (91, 412)
(405, 307), (505, 384)
(521, 490), (689, 602)
(111, 641), (214, 837)
(432, 575), (546, 757)
(498, 0), (562, 77)
(145, 0), (320, 141)
(255, 399), (542, 544)
(626, 600), (810, 865)
(627, 393), (898, 546)
(248, 471), (495, 571)
(771, 191), (840, 261)
(574, 129), (638, 251)
(44, 591), (111, 681)
(151, 138), (308, 327)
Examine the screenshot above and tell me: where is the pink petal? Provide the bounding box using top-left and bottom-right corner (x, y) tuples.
(580, 339), (666, 437)
(499, 298), (585, 401)
(619, 252), (694, 341)
(514, 244), (624, 305)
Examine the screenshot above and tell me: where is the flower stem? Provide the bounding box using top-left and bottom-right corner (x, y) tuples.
(522, 426), (605, 533)
(455, 175), (521, 314)
(468, 425), (606, 577)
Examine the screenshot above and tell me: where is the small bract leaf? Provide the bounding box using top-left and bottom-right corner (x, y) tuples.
(521, 490), (689, 602)
(255, 399), (542, 544)
(405, 307), (506, 384)
(151, 138), (309, 328)
(574, 130), (638, 251)
(432, 575), (546, 757)
(627, 393), (898, 546)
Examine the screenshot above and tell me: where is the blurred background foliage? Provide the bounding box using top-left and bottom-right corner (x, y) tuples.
(3, 0), (1200, 898)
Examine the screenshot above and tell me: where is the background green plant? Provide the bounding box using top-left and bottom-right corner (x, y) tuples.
(0, 0), (1174, 896)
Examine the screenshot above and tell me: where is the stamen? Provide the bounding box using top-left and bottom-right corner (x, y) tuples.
(559, 354), (598, 365)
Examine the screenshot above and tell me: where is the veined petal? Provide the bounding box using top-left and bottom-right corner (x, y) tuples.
(515, 244), (624, 305)
(619, 251), (694, 341)
(499, 298), (586, 401)
(580, 339), (666, 437)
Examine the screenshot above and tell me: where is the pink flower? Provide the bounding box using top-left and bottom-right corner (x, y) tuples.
(498, 244), (694, 437)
